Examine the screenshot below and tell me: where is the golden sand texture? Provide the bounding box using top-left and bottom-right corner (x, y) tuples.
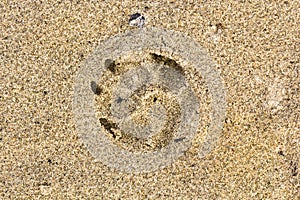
(1, 0), (299, 199)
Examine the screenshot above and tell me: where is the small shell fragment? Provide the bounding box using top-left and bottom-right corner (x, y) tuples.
(129, 13), (145, 28)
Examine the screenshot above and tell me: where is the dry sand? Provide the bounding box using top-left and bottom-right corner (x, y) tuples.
(1, 0), (299, 199)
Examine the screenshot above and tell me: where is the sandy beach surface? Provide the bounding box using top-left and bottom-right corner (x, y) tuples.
(1, 0), (299, 199)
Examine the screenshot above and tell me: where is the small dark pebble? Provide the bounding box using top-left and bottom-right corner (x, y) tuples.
(174, 137), (185, 143)
(278, 150), (284, 156)
(91, 81), (102, 95)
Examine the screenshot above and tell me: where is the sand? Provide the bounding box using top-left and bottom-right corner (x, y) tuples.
(1, 0), (299, 199)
